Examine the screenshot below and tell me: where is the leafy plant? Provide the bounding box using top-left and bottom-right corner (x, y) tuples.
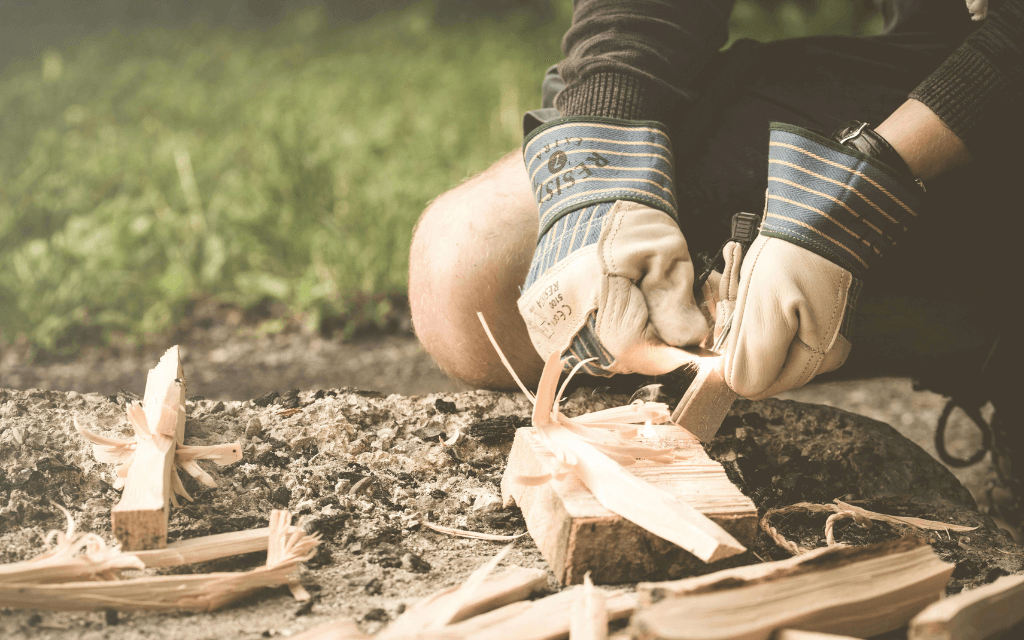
(0, 0), (878, 353)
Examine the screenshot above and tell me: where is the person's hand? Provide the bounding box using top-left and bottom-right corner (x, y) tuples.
(722, 122), (924, 399)
(518, 117), (708, 376)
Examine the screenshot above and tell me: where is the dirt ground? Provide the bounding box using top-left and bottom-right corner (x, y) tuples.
(1, 327), (1005, 518)
(0, 328), (1017, 640)
(1, 385), (1018, 640)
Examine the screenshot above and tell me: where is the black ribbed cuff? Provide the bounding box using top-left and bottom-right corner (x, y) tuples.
(909, 46), (1005, 151)
(554, 72), (671, 123)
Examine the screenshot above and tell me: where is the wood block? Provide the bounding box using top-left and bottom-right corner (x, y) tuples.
(671, 356), (737, 442)
(443, 586), (636, 640)
(501, 424), (756, 585)
(111, 346), (186, 550)
(909, 574), (1024, 640)
(379, 566), (548, 639)
(632, 539), (954, 640)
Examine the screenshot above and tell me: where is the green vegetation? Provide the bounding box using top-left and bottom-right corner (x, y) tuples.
(0, 1), (880, 353)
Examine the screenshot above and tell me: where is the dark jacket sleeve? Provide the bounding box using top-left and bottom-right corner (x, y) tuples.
(554, 0), (735, 123)
(909, 0), (1024, 160)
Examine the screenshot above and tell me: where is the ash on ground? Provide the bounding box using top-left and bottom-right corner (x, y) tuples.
(0, 387), (1019, 639)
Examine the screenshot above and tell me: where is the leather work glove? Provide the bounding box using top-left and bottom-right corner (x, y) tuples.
(723, 122), (924, 399)
(518, 117), (708, 376)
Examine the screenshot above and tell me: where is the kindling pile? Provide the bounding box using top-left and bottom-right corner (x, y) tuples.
(2, 343), (1021, 640)
(1, 346), (317, 612)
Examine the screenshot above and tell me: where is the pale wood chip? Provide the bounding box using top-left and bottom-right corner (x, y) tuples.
(421, 520), (526, 542)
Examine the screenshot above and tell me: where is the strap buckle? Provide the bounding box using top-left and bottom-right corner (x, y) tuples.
(695, 212), (761, 294)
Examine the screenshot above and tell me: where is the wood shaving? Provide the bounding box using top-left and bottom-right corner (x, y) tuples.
(420, 520), (526, 542)
(570, 572), (608, 640)
(0, 509), (318, 612)
(477, 313), (744, 563)
(0, 503), (144, 584)
(428, 544), (512, 629)
(74, 415), (242, 505)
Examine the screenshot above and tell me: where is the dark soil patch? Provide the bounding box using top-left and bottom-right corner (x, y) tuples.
(0, 386), (1019, 638)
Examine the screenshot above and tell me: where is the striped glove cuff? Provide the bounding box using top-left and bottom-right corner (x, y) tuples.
(523, 117), (678, 239)
(761, 123), (923, 277)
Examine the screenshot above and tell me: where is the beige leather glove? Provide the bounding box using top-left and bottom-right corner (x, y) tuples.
(518, 200), (708, 376)
(721, 234), (854, 399)
(520, 116), (710, 376)
(721, 122), (923, 399)
(710, 241), (742, 350)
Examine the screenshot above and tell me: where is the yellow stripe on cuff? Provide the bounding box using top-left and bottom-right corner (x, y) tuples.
(524, 122), (670, 156)
(770, 141), (917, 219)
(765, 206), (871, 270)
(768, 178), (885, 253)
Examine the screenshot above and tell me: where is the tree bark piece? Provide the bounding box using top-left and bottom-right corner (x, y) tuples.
(111, 345), (186, 550)
(501, 422), (756, 585)
(670, 356), (737, 442)
(630, 538), (954, 640)
(908, 574), (1024, 640)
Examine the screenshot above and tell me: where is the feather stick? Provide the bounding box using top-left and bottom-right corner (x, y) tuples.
(0, 511), (318, 612)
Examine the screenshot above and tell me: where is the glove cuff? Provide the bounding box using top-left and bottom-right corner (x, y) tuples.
(523, 116), (677, 239)
(761, 123), (923, 277)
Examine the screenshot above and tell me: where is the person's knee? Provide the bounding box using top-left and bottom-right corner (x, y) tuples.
(409, 152), (543, 389)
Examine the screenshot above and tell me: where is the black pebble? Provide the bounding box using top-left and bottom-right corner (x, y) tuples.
(434, 398), (458, 414)
(253, 390), (280, 407)
(279, 389), (301, 409)
(403, 553), (432, 573)
(271, 485), (291, 505)
(364, 608), (389, 622)
(364, 578), (383, 595)
(294, 596), (317, 617)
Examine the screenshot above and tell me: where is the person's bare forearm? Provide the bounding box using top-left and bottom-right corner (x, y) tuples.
(875, 99), (972, 182)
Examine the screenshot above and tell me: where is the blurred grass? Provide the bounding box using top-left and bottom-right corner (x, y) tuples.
(0, 0), (880, 354)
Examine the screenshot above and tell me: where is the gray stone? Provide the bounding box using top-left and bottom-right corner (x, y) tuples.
(706, 399), (1020, 593)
